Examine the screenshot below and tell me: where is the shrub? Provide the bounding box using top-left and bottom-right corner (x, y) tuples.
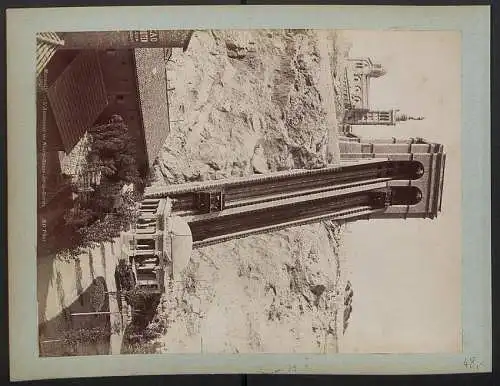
(88, 114), (143, 185)
(59, 114), (146, 252)
(125, 289), (161, 310)
(123, 340), (162, 355)
(124, 288), (161, 328)
(79, 203), (139, 246)
(62, 326), (110, 345)
(115, 262), (136, 292)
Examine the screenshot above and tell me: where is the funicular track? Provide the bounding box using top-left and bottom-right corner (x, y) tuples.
(144, 159), (424, 247)
(190, 191), (376, 243)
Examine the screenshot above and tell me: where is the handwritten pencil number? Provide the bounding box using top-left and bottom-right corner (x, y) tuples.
(464, 356), (483, 370)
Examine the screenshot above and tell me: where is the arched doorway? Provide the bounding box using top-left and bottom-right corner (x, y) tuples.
(390, 186), (423, 206)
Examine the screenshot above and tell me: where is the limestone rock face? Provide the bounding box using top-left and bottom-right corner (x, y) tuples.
(157, 29), (346, 182)
(251, 144), (269, 174)
(153, 29), (350, 354)
(159, 221), (345, 354)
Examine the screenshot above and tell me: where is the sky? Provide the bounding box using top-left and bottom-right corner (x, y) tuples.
(338, 30), (462, 353)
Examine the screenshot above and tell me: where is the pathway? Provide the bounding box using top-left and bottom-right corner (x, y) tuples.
(37, 238), (124, 356)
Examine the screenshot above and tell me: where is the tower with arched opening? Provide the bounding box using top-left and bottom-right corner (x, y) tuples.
(339, 135), (446, 219)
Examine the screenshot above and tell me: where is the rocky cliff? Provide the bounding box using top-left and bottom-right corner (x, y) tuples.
(147, 29), (351, 353)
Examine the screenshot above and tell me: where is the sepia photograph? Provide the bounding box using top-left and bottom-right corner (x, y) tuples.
(35, 27), (458, 356)
(7, 4), (491, 380)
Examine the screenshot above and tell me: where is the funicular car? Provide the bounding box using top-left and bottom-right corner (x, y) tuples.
(368, 187), (393, 209)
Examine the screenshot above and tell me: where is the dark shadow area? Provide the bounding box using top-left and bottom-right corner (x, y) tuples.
(38, 210), (82, 258)
(38, 276), (111, 357)
(37, 253), (56, 328)
(37, 177), (144, 258)
(36, 50), (81, 259)
(391, 186), (423, 206)
(384, 160), (425, 180)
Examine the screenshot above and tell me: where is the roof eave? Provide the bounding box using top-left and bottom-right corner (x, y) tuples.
(182, 30), (195, 52)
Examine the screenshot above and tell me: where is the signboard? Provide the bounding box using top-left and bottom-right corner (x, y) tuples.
(129, 30), (160, 44)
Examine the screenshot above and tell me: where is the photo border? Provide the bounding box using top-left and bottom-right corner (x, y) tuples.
(7, 4), (491, 380)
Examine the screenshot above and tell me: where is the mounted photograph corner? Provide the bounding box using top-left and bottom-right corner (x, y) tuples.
(35, 28), (460, 357)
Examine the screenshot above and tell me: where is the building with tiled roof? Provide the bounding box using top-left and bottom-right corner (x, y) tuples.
(36, 30), (194, 237)
(47, 50), (109, 152)
(134, 48), (172, 169)
(36, 32), (65, 76)
(58, 30), (193, 52)
(37, 30), (193, 173)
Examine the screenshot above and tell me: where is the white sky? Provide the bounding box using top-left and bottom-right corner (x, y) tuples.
(338, 30), (462, 353)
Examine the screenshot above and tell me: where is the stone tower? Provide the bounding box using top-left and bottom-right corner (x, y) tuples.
(339, 135), (446, 219)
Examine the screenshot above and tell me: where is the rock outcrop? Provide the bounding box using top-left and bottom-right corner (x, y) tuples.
(149, 29), (350, 353)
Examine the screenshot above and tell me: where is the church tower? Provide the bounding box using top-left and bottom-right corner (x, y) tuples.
(344, 109), (425, 126)
(344, 57), (387, 111)
(342, 57), (424, 127)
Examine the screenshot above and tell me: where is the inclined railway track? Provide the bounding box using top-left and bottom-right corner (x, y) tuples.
(142, 159), (423, 247)
(146, 160), (422, 210)
(189, 191), (376, 243)
(191, 205), (381, 249)
(145, 160), (421, 198)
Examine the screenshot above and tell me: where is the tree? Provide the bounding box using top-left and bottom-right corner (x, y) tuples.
(115, 260), (136, 292)
(62, 114), (145, 251)
(88, 114), (143, 186)
(78, 205), (139, 248)
(124, 288), (161, 328)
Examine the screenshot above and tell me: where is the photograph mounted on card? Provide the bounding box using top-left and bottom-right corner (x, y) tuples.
(7, 4), (491, 381)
